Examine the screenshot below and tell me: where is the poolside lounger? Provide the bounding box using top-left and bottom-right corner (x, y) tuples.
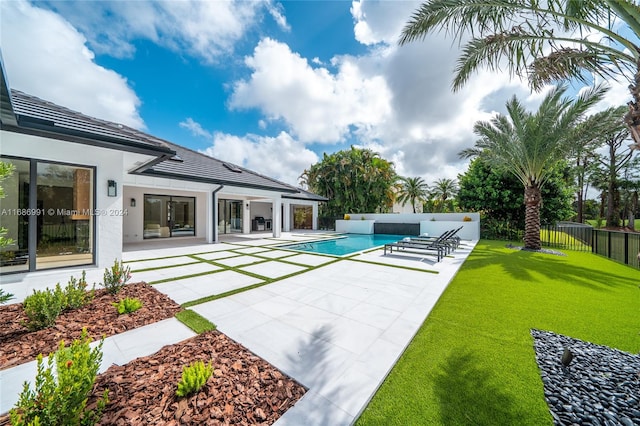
(384, 239), (445, 261)
(411, 227), (462, 252)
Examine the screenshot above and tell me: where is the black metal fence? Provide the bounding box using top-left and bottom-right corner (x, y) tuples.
(541, 222), (640, 268)
(593, 229), (640, 269)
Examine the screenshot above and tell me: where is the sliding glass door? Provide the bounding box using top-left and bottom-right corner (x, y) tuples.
(1, 156), (95, 274)
(217, 199), (243, 234)
(143, 194), (195, 238)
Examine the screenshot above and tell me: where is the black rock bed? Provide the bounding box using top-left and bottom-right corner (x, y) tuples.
(531, 329), (640, 425)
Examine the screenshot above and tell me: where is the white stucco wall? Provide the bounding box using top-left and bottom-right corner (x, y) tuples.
(1, 130), (129, 269)
(122, 186), (208, 243)
(342, 212), (481, 240)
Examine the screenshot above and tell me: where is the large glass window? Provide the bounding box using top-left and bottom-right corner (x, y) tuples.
(143, 194), (195, 238)
(0, 158), (30, 273)
(217, 199), (243, 234)
(0, 157), (95, 274)
(36, 163), (93, 270)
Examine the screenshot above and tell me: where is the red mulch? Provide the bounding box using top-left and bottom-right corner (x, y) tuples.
(0, 283), (306, 425)
(0, 282), (182, 370)
(90, 331), (306, 425)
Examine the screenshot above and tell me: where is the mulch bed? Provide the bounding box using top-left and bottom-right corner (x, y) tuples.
(0, 283), (307, 425)
(90, 331), (306, 425)
(0, 282), (182, 370)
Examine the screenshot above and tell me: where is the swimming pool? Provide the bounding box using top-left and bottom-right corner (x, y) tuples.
(280, 234), (409, 256)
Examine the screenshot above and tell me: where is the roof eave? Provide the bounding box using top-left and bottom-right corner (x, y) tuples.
(5, 116), (175, 157)
(136, 170), (299, 193)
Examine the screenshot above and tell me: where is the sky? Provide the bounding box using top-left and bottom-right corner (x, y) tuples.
(0, 0), (630, 188)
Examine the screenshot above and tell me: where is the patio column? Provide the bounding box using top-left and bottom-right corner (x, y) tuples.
(206, 191), (214, 243)
(212, 185), (224, 243)
(272, 196), (282, 238)
(283, 199), (291, 232)
(312, 202), (318, 230)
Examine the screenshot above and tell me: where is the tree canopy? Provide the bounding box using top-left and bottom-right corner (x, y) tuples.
(396, 176), (429, 213)
(301, 147), (397, 217)
(458, 158), (574, 238)
(400, 0), (640, 146)
(462, 85), (605, 249)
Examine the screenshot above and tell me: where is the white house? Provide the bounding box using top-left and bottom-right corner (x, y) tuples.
(0, 64), (326, 276)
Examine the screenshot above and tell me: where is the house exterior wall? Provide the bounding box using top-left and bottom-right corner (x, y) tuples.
(122, 186), (208, 243)
(1, 130), (128, 269)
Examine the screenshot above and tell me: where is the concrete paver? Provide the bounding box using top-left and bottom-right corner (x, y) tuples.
(0, 235), (476, 425)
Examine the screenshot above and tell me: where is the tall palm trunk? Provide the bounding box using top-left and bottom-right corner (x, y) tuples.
(624, 57), (640, 147)
(524, 184), (542, 250)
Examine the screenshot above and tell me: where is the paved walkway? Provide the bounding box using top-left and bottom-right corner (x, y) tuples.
(0, 233), (476, 424)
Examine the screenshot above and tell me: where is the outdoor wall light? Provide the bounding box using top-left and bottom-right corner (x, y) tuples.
(246, 202), (250, 209)
(107, 180), (117, 197)
(130, 198), (136, 207)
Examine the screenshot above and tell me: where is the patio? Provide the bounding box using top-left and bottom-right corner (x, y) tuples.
(0, 233), (476, 424)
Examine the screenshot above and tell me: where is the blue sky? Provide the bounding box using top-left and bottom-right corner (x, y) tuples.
(0, 0), (627, 187)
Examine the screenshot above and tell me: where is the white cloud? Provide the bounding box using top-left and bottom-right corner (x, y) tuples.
(201, 131), (318, 186)
(229, 38), (393, 144)
(179, 118), (212, 139)
(0, 0), (144, 129)
(351, 0), (419, 46)
(39, 0), (287, 63)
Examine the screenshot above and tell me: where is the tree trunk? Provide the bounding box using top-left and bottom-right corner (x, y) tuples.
(523, 184), (542, 250)
(623, 57), (640, 149)
(629, 191), (638, 231)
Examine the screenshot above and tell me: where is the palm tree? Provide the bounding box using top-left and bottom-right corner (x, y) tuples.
(429, 178), (458, 212)
(461, 84), (606, 250)
(396, 177), (429, 213)
(399, 0), (640, 147)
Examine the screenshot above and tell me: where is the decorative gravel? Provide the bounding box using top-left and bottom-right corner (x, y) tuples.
(506, 244), (567, 256)
(531, 329), (640, 425)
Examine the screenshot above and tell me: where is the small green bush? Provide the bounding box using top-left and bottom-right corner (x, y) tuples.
(112, 297), (142, 315)
(21, 272), (95, 331)
(176, 360), (213, 398)
(0, 288), (14, 304)
(63, 271), (95, 310)
(22, 286), (65, 331)
(10, 329), (108, 426)
(103, 259), (132, 295)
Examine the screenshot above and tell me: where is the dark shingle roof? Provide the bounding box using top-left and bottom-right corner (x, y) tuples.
(3, 89), (324, 197)
(8, 90), (175, 156)
(142, 141), (298, 193)
(283, 187), (328, 202)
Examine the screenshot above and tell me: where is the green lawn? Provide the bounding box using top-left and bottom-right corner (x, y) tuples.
(356, 240), (640, 426)
(586, 218), (640, 229)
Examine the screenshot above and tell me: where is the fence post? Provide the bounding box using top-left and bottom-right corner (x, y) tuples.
(624, 232), (629, 265)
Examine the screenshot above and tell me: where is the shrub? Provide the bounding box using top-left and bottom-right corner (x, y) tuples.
(176, 360), (213, 398)
(22, 286), (65, 331)
(0, 288), (14, 304)
(112, 297), (142, 315)
(463, 216), (473, 222)
(103, 259), (132, 295)
(63, 271), (94, 310)
(361, 216), (366, 220)
(10, 329), (108, 426)
(21, 272), (95, 331)
(344, 214), (351, 220)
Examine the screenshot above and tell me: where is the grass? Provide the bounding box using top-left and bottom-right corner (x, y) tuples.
(586, 218), (640, 229)
(539, 228), (591, 250)
(356, 240), (640, 426)
(175, 309), (216, 334)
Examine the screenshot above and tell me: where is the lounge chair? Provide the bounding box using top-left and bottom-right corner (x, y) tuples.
(410, 226), (463, 252)
(384, 238), (446, 261)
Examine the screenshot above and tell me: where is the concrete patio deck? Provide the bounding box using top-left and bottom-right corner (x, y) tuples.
(0, 233), (476, 424)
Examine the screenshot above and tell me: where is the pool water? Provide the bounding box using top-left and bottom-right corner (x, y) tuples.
(280, 234), (410, 256)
